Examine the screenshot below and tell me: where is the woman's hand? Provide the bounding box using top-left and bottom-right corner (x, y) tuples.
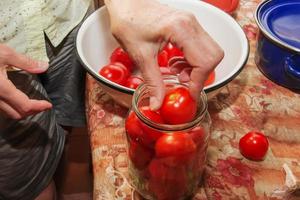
(105, 0), (224, 110)
(0, 44), (52, 119)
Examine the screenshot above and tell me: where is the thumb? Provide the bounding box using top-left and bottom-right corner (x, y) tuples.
(1, 45), (49, 73)
(139, 56), (165, 110)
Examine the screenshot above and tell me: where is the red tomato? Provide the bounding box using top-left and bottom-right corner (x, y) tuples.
(125, 107), (164, 148)
(204, 71), (216, 86)
(239, 131), (269, 161)
(155, 132), (196, 166)
(129, 141), (154, 170)
(203, 0), (239, 14)
(155, 132), (196, 158)
(189, 126), (206, 146)
(157, 50), (169, 67)
(99, 62), (129, 85)
(125, 111), (144, 142)
(157, 43), (184, 67)
(160, 87), (197, 124)
(110, 47), (134, 71)
(148, 159), (188, 200)
(163, 42), (184, 59)
(139, 106), (164, 146)
(125, 76), (143, 89)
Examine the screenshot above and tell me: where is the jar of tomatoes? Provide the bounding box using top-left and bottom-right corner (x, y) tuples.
(125, 77), (211, 200)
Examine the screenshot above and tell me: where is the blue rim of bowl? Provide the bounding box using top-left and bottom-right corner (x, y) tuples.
(254, 0), (300, 54)
(75, 6), (249, 95)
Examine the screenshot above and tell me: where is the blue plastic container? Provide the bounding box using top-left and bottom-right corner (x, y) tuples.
(255, 0), (300, 90)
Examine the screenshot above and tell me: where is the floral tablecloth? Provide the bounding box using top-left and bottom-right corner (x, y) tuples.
(86, 0), (300, 199)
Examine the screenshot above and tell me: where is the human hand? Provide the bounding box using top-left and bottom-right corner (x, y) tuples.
(105, 0), (224, 110)
(0, 44), (52, 119)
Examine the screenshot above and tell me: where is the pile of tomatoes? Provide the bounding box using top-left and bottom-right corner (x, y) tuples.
(99, 43), (215, 90)
(99, 47), (143, 89)
(126, 87), (208, 200)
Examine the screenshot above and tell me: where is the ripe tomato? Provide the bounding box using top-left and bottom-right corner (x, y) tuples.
(125, 107), (164, 148)
(139, 106), (164, 146)
(157, 43), (184, 67)
(99, 62), (129, 85)
(129, 141), (154, 170)
(204, 71), (216, 86)
(125, 111), (143, 142)
(110, 47), (134, 71)
(155, 132), (196, 166)
(239, 131), (269, 161)
(189, 126), (206, 146)
(155, 132), (196, 158)
(148, 159), (188, 200)
(157, 50), (169, 67)
(163, 42), (184, 59)
(160, 87), (197, 124)
(125, 76), (143, 89)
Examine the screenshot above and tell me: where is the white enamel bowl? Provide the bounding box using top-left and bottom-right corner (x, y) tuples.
(76, 0), (249, 108)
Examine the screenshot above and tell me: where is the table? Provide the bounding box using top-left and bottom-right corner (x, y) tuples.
(86, 0), (300, 199)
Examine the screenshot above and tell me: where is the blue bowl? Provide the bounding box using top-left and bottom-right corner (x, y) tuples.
(255, 0), (300, 90)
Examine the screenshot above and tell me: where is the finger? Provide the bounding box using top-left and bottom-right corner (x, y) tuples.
(169, 15), (223, 67)
(0, 66), (8, 78)
(0, 44), (49, 73)
(159, 66), (172, 75)
(1, 78), (52, 116)
(178, 68), (192, 83)
(165, 13), (223, 88)
(0, 100), (22, 119)
(188, 67), (209, 100)
(169, 60), (191, 74)
(168, 56), (185, 67)
(26, 99), (53, 115)
(135, 50), (165, 110)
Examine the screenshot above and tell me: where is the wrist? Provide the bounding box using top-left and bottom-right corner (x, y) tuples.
(104, 0), (138, 17)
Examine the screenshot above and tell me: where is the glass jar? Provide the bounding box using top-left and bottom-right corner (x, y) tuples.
(125, 77), (211, 200)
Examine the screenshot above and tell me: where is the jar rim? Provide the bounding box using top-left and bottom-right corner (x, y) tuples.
(132, 76), (208, 132)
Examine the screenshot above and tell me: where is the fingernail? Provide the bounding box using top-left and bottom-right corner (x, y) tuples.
(38, 61), (49, 70)
(150, 97), (161, 111)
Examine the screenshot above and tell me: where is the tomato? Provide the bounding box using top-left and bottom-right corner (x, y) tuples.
(125, 107), (164, 147)
(139, 106), (164, 146)
(157, 50), (169, 67)
(163, 42), (184, 59)
(110, 47), (134, 71)
(148, 159), (188, 200)
(239, 131), (269, 161)
(160, 87), (197, 124)
(125, 76), (143, 89)
(157, 43), (184, 67)
(155, 132), (196, 166)
(125, 111), (144, 142)
(204, 71), (216, 86)
(189, 126), (206, 146)
(99, 62), (129, 85)
(129, 141), (154, 170)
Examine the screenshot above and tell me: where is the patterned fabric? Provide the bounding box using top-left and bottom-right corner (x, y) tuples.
(86, 0), (300, 199)
(0, 0), (90, 62)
